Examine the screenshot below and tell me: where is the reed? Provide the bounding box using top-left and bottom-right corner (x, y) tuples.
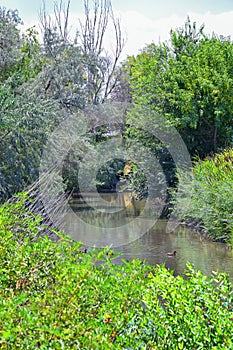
(172, 148), (233, 243)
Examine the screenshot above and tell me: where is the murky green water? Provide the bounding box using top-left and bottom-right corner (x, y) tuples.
(65, 192), (233, 282)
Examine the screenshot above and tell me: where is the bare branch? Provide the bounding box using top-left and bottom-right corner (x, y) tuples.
(77, 0), (125, 101)
(39, 0), (125, 104)
(39, 0), (71, 56)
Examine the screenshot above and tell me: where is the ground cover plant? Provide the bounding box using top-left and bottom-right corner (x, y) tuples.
(0, 194), (232, 349)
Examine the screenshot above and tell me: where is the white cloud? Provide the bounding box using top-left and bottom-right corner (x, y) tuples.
(190, 11), (233, 38)
(21, 9), (233, 60)
(117, 10), (233, 58)
(117, 11), (185, 57)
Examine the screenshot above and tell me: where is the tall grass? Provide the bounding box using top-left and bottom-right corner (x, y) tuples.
(173, 148), (233, 243)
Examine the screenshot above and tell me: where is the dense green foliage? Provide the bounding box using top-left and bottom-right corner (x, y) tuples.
(0, 196), (232, 349)
(1, 7), (233, 204)
(0, 2), (125, 201)
(0, 8), (22, 82)
(1, 5), (233, 243)
(128, 19), (233, 157)
(0, 82), (64, 201)
(1, 6), (233, 348)
(0, 6), (64, 200)
(172, 148), (233, 244)
(122, 19), (233, 218)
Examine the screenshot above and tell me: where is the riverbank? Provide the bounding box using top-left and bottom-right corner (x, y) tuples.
(171, 148), (233, 246)
(179, 217), (233, 249)
(0, 195), (232, 348)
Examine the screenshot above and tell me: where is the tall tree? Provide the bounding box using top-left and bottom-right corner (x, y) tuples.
(0, 7), (22, 81)
(0, 7), (65, 201)
(128, 19), (233, 157)
(39, 0), (125, 107)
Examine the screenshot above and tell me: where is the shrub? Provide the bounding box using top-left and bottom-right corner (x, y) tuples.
(0, 194), (232, 348)
(172, 148), (233, 243)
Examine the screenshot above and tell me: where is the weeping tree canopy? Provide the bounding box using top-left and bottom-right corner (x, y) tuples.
(0, 7), (22, 81)
(0, 0), (126, 205)
(39, 0), (125, 106)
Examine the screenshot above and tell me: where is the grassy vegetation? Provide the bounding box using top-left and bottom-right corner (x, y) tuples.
(0, 194), (232, 349)
(173, 148), (233, 245)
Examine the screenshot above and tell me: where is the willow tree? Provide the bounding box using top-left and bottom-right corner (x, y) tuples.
(0, 0), (126, 202)
(39, 0), (125, 107)
(0, 7), (22, 81)
(0, 6), (64, 202)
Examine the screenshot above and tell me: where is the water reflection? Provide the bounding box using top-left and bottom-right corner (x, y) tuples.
(65, 193), (233, 282)
(114, 222), (233, 282)
(65, 192), (162, 247)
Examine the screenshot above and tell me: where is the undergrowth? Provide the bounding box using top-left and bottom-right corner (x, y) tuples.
(0, 194), (232, 349)
(172, 148), (233, 244)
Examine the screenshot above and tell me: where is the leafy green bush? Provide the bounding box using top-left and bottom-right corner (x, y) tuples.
(172, 148), (233, 244)
(128, 19), (233, 158)
(0, 194), (232, 349)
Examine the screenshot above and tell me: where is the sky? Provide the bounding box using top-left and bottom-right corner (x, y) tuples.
(1, 0), (233, 58)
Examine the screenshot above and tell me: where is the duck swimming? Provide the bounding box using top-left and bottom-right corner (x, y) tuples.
(167, 251), (176, 257)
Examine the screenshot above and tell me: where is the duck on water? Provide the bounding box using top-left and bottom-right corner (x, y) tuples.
(167, 251), (176, 257)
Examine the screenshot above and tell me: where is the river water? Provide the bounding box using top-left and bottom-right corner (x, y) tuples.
(64, 192), (233, 282)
